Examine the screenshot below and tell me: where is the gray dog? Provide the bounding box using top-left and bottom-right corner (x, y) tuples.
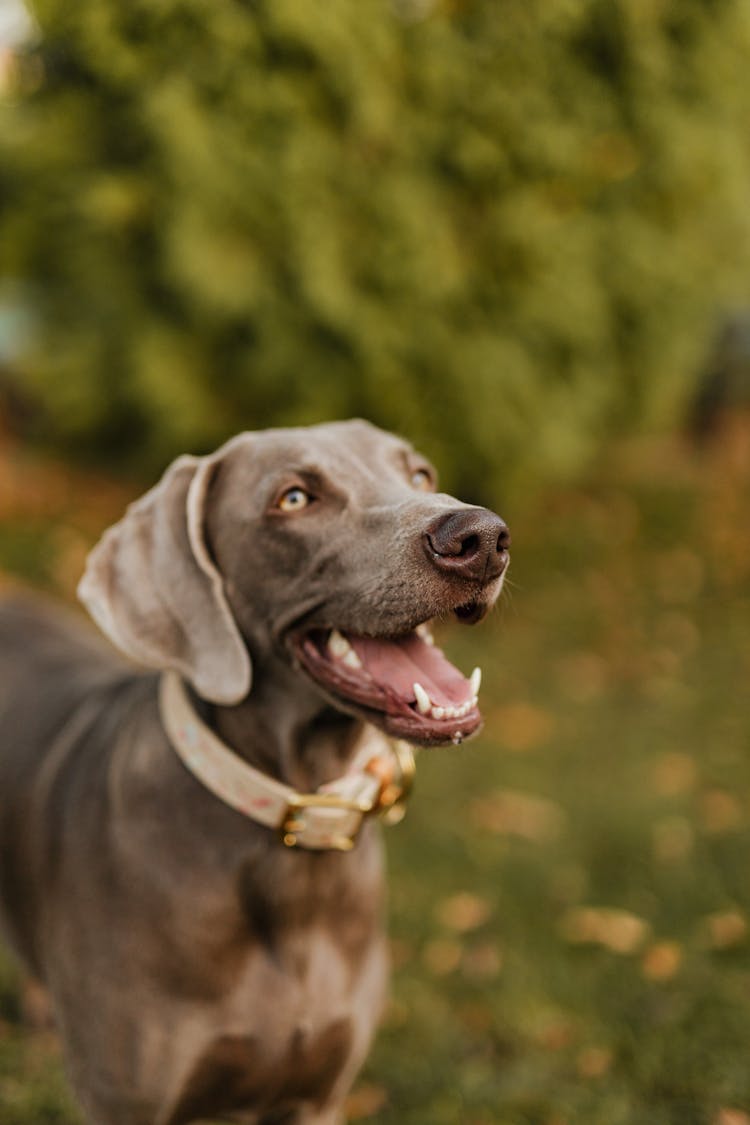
(0, 420), (509, 1125)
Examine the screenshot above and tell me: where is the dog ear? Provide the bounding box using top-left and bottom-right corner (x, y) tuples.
(78, 453), (251, 704)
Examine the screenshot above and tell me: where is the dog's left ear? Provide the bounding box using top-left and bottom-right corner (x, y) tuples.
(78, 452), (251, 704)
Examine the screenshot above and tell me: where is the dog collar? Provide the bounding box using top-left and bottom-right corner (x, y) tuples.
(159, 671), (416, 852)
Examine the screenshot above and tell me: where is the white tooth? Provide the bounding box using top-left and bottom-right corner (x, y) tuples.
(413, 682), (431, 715)
(469, 667), (482, 697)
(416, 623), (435, 645)
(342, 648), (362, 669)
(328, 629), (353, 659)
(432, 706), (445, 720)
(471, 696), (478, 708)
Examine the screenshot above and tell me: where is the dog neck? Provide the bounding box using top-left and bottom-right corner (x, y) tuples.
(200, 656), (366, 792)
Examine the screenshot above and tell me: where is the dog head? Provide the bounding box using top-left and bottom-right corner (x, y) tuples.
(79, 420), (509, 746)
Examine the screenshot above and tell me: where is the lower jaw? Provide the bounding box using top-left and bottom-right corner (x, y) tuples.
(378, 707), (482, 746)
(300, 674), (482, 747)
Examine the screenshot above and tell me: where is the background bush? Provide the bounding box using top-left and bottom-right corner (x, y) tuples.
(2, 0), (750, 497)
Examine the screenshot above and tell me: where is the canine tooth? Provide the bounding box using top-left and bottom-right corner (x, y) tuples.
(469, 667), (482, 697)
(342, 648), (363, 669)
(432, 706), (445, 720)
(416, 623), (435, 645)
(413, 682), (431, 715)
(329, 629), (353, 659)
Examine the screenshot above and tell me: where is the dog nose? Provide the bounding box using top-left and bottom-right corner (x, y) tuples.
(424, 509), (510, 582)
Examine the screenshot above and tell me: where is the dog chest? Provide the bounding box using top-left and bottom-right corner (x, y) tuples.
(168, 1016), (354, 1122)
(165, 926), (387, 1122)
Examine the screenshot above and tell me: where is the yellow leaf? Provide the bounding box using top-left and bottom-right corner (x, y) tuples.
(702, 910), (748, 950)
(470, 789), (565, 843)
(489, 701), (554, 752)
(346, 1083), (388, 1119)
(652, 817), (694, 863)
(700, 790), (744, 835)
(576, 1045), (613, 1078)
(422, 937), (462, 976)
(714, 1111), (750, 1125)
(559, 907), (649, 954)
(651, 752), (698, 797)
(461, 941), (503, 980)
(641, 941), (683, 981)
(435, 892), (492, 932)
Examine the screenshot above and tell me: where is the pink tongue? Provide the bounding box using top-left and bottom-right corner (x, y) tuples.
(349, 633), (471, 706)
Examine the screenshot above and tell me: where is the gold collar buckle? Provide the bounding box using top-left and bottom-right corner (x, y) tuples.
(281, 740), (417, 850)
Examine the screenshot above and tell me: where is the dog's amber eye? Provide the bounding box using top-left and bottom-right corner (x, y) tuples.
(278, 486), (312, 512)
(410, 468), (433, 491)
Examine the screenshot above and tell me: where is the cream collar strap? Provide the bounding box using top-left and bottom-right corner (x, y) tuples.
(159, 671), (416, 852)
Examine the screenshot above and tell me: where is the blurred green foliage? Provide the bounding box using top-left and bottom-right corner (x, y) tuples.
(2, 0), (750, 494)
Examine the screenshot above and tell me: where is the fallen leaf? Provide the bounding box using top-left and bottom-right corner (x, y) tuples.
(457, 1002), (494, 1033)
(714, 1110), (750, 1125)
(702, 910), (748, 950)
(651, 752), (698, 797)
(700, 789), (744, 834)
(559, 907), (650, 954)
(461, 941), (503, 980)
(435, 892), (492, 932)
(577, 1045), (613, 1077)
(556, 651), (609, 702)
(641, 941), (683, 981)
(422, 938), (462, 975)
(470, 789), (565, 843)
(490, 701), (555, 752)
(536, 1019), (576, 1052)
(652, 817), (694, 863)
(346, 1082), (388, 1119)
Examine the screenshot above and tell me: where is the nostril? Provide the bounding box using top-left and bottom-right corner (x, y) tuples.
(460, 534), (480, 558)
(497, 526), (511, 553)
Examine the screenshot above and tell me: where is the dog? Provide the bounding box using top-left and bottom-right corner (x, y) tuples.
(0, 420), (509, 1124)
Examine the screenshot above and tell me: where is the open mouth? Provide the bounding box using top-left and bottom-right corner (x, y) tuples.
(293, 619), (484, 746)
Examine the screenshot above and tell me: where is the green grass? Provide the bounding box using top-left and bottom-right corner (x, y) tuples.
(1, 437), (749, 1124)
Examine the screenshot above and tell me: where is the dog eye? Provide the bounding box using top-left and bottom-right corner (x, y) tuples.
(277, 486), (312, 512)
(410, 468), (434, 491)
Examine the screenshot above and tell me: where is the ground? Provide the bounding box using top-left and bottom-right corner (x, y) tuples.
(1, 422), (749, 1125)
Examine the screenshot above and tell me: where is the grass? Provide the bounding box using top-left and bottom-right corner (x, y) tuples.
(1, 426), (749, 1124)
